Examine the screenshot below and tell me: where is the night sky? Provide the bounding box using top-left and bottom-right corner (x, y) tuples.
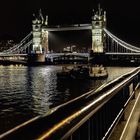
(0, 0), (140, 46)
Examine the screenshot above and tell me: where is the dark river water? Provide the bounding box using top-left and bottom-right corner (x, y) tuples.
(0, 65), (135, 134)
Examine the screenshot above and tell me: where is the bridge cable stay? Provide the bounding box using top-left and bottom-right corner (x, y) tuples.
(1, 32), (32, 54)
(104, 28), (140, 53)
(2, 32), (32, 53)
(9, 40), (33, 54)
(104, 29), (137, 53)
(104, 28), (140, 51)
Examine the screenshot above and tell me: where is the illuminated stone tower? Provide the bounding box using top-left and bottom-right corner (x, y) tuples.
(32, 13), (42, 53)
(92, 5), (106, 53)
(32, 10), (49, 54)
(31, 10), (48, 63)
(42, 15), (49, 53)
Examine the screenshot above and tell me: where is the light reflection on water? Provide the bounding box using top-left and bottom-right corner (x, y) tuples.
(0, 65), (135, 134)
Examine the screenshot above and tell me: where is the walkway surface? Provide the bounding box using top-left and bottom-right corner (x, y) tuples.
(109, 86), (140, 140)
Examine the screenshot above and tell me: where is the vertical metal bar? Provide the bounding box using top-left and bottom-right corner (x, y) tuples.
(120, 44), (122, 52)
(114, 42), (116, 52)
(88, 119), (91, 140)
(110, 37), (111, 52)
(107, 35), (109, 52)
(116, 42), (117, 53)
(90, 117), (94, 140)
(124, 47), (126, 53)
(70, 135), (73, 140)
(111, 40), (113, 52)
(95, 113), (99, 140)
(109, 36), (111, 52)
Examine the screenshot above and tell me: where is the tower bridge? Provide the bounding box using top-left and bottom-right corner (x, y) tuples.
(0, 7), (140, 64)
(1, 6), (140, 140)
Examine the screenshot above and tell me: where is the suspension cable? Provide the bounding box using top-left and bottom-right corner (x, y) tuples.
(104, 28), (140, 53)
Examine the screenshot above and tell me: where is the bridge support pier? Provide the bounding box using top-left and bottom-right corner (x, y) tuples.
(27, 53), (45, 64)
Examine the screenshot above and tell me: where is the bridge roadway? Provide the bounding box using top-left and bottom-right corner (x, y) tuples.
(0, 52), (140, 64)
(0, 54), (27, 57)
(0, 52), (140, 57)
(46, 52), (89, 58)
(106, 52), (140, 56)
(0, 53), (88, 58)
(46, 52), (140, 59)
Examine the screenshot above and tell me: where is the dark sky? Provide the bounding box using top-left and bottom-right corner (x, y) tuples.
(0, 0), (140, 45)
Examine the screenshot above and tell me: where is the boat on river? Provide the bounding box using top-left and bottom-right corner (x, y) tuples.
(57, 65), (108, 80)
(57, 66), (73, 79)
(89, 65), (108, 79)
(69, 65), (89, 79)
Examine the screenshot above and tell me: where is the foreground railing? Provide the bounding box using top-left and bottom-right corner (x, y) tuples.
(1, 67), (140, 140)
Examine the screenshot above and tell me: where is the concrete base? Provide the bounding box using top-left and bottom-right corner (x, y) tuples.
(28, 53), (45, 64)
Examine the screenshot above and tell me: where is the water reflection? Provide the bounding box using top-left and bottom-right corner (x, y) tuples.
(0, 65), (135, 134)
(26, 66), (58, 114)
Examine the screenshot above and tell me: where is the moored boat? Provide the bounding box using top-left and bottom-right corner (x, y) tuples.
(57, 66), (72, 79)
(89, 65), (108, 79)
(70, 65), (89, 79)
(57, 65), (108, 80)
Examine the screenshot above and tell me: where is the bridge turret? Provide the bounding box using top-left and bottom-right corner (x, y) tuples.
(42, 15), (49, 53)
(44, 15), (48, 26)
(39, 9), (44, 24)
(30, 10), (46, 63)
(32, 12), (42, 54)
(91, 5), (106, 53)
(32, 9), (49, 54)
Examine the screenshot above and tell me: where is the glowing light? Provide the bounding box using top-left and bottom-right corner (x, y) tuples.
(38, 111), (81, 140)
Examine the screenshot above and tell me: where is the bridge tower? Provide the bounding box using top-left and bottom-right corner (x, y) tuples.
(42, 15), (49, 53)
(32, 11), (43, 54)
(30, 10), (48, 63)
(32, 21), (42, 52)
(91, 5), (106, 53)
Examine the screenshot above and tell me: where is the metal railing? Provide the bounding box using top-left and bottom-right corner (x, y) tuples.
(1, 67), (140, 140)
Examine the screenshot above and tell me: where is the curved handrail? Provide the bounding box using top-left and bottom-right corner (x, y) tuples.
(0, 67), (140, 139)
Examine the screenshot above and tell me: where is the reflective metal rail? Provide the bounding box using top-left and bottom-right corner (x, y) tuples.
(1, 67), (140, 140)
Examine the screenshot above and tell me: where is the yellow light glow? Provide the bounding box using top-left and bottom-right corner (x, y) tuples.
(38, 111), (81, 140)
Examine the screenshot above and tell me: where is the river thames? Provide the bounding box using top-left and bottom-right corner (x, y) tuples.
(0, 65), (135, 134)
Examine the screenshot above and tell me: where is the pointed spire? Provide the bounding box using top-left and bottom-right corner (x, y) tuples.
(104, 11), (106, 21)
(98, 4), (102, 16)
(39, 9), (44, 23)
(45, 15), (48, 26)
(33, 13), (35, 18)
